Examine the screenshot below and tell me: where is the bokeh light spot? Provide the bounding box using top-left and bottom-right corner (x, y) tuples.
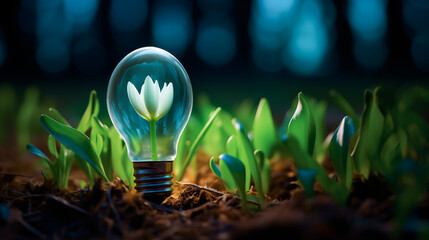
(109, 0), (147, 32)
(196, 23), (236, 66)
(348, 0), (387, 41)
(36, 39), (70, 74)
(152, 0), (192, 57)
(284, 10), (329, 75)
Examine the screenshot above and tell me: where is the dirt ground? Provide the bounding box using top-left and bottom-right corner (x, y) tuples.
(0, 142), (427, 240)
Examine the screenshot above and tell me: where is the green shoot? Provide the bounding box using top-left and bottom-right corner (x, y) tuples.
(26, 140), (74, 190)
(210, 154), (248, 211)
(287, 92), (316, 158)
(40, 115), (108, 181)
(176, 107), (222, 181)
(232, 119), (265, 205)
(252, 98), (279, 159)
(285, 136), (349, 205)
(329, 116), (355, 190)
(254, 150), (271, 194)
(351, 89), (384, 179)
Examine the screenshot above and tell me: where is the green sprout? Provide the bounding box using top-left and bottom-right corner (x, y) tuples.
(228, 119), (265, 205)
(210, 154), (248, 210)
(27, 91), (134, 189)
(175, 107), (222, 181)
(252, 98), (279, 159)
(26, 138), (73, 190)
(127, 76), (174, 161)
(329, 116), (355, 190)
(285, 92), (349, 204)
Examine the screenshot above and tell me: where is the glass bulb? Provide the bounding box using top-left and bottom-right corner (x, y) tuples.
(107, 47), (193, 162)
(107, 47), (192, 202)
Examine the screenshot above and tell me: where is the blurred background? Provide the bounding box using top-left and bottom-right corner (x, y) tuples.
(0, 0), (428, 121)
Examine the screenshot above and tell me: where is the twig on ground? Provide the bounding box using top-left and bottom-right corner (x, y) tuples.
(177, 182), (262, 208)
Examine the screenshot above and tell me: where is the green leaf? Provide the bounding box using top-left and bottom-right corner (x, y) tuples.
(287, 92), (316, 158)
(48, 135), (58, 159)
(90, 130), (104, 156)
(219, 153), (248, 210)
(55, 146), (74, 190)
(210, 157), (222, 179)
(297, 168), (317, 198)
(329, 116), (355, 190)
(310, 99), (328, 163)
(91, 116), (114, 181)
(174, 126), (188, 176)
(254, 150), (271, 194)
(26, 144), (54, 177)
(226, 135), (250, 190)
(329, 90), (360, 128)
(380, 131), (403, 175)
(40, 114), (108, 181)
(77, 90), (99, 133)
(120, 146), (135, 187)
(234, 99), (255, 131)
(285, 136), (349, 205)
(351, 89), (384, 178)
(176, 107), (222, 181)
(91, 116), (109, 137)
(48, 108), (71, 126)
(233, 119), (265, 204)
(210, 157), (235, 191)
(252, 98), (279, 158)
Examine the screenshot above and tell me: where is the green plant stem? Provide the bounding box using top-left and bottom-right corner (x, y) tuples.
(149, 120), (158, 161)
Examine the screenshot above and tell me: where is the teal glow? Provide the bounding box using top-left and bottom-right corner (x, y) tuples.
(36, 39), (70, 74)
(63, 0), (99, 24)
(109, 0), (148, 32)
(348, 0), (387, 41)
(403, 0), (429, 34)
(285, 2), (329, 75)
(107, 47), (193, 162)
(195, 21), (236, 66)
(36, 1), (72, 42)
(152, 1), (192, 57)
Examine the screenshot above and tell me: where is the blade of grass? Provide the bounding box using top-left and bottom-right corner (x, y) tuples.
(176, 107), (222, 181)
(253, 98), (279, 159)
(287, 92), (316, 158)
(40, 114), (108, 181)
(48, 108), (71, 126)
(77, 90), (99, 133)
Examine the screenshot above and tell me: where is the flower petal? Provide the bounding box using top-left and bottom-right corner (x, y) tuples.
(143, 76), (160, 117)
(156, 82), (174, 120)
(127, 82), (149, 120)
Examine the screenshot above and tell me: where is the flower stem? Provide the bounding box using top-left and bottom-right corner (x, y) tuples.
(149, 120), (158, 161)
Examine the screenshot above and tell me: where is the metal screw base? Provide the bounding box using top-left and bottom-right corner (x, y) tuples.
(133, 161), (173, 203)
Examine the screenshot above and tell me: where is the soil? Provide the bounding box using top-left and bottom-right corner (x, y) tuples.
(0, 141), (428, 240)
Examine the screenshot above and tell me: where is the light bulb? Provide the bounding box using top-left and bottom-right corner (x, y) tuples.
(107, 47), (193, 202)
